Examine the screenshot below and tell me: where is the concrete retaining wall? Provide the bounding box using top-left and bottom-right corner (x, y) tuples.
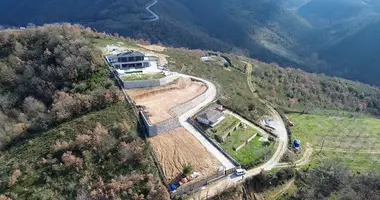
(170, 79), (209, 117)
(121, 73), (180, 89)
(140, 112), (181, 137)
(140, 112), (158, 137)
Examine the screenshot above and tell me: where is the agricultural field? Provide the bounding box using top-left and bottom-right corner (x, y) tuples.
(120, 73), (165, 81)
(128, 77), (207, 124)
(148, 128), (221, 182)
(288, 112), (380, 171)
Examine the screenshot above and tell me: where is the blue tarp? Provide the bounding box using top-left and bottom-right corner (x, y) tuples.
(294, 139), (300, 148)
(107, 57), (113, 62)
(170, 184), (176, 191)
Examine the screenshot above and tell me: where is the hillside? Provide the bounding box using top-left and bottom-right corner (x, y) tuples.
(0, 25), (168, 200)
(1, 24), (380, 199)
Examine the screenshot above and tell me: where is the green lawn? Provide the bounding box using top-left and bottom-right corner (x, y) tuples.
(120, 73), (165, 81)
(223, 136), (274, 165)
(210, 114), (240, 138)
(223, 126), (256, 150)
(289, 112), (380, 171)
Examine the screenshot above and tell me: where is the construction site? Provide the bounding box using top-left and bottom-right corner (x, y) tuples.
(148, 127), (221, 181)
(127, 77), (207, 125)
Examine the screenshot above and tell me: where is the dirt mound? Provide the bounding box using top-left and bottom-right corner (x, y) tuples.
(148, 128), (221, 181)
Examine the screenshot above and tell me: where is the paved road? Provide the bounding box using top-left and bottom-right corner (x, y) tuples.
(145, 0), (159, 22)
(188, 62), (289, 199)
(178, 74), (236, 170)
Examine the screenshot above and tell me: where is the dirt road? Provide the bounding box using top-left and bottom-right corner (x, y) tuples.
(277, 143), (313, 168)
(145, 0), (159, 22)
(148, 128), (220, 180)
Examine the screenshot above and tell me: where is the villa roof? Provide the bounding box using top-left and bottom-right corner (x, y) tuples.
(117, 51), (145, 57)
(198, 109), (224, 124)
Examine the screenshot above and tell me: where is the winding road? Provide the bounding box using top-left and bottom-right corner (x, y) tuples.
(145, 0), (159, 22)
(174, 72), (289, 199)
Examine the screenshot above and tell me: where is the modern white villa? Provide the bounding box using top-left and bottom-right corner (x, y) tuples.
(107, 51), (159, 74)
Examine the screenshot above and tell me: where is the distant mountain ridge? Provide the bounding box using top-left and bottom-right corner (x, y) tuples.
(1, 0), (380, 86)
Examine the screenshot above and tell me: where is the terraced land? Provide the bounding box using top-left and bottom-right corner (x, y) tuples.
(288, 112), (380, 171)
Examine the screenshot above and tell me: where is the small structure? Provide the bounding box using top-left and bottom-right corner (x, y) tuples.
(196, 109), (225, 127)
(293, 137), (301, 152)
(200, 56), (213, 62)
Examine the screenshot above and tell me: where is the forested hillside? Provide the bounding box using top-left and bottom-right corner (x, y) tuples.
(2, 0), (380, 86)
(0, 25), (168, 199)
(250, 61), (380, 116)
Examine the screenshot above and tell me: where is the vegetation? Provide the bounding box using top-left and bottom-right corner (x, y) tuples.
(250, 61), (380, 116)
(210, 115), (240, 138)
(0, 102), (169, 199)
(166, 48), (270, 122)
(0, 26), (168, 200)
(223, 136), (274, 166)
(288, 111), (380, 171)
(182, 165), (193, 176)
(291, 159), (380, 200)
(0, 25), (122, 149)
(120, 73), (165, 81)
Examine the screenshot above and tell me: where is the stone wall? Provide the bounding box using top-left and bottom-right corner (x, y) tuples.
(121, 73), (180, 89)
(170, 79), (209, 116)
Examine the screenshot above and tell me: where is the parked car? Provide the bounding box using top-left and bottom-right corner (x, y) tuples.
(235, 168), (246, 176)
(288, 121), (294, 127)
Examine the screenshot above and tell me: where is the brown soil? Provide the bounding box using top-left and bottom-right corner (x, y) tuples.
(148, 128), (221, 181)
(137, 44), (166, 52)
(128, 77), (207, 124)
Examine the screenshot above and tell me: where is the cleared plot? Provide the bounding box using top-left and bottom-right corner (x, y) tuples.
(289, 112), (380, 171)
(148, 128), (220, 181)
(128, 77), (207, 124)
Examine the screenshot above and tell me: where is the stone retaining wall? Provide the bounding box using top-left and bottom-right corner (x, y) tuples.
(234, 133), (257, 151)
(121, 73), (180, 89)
(170, 79), (209, 117)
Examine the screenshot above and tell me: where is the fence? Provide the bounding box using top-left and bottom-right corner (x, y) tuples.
(171, 173), (226, 198)
(218, 102), (278, 138)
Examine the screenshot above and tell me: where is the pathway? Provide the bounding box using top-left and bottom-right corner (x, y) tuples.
(178, 74), (236, 170)
(145, 0), (159, 22)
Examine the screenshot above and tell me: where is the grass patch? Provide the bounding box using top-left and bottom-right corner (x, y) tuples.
(288, 112), (380, 171)
(120, 73), (165, 81)
(210, 114), (240, 138)
(223, 126), (256, 150)
(223, 137), (274, 165)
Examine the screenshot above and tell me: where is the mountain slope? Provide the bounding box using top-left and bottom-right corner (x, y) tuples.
(320, 19), (380, 85)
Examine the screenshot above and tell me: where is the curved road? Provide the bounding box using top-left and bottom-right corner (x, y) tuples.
(145, 0), (159, 22)
(174, 73), (289, 199)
